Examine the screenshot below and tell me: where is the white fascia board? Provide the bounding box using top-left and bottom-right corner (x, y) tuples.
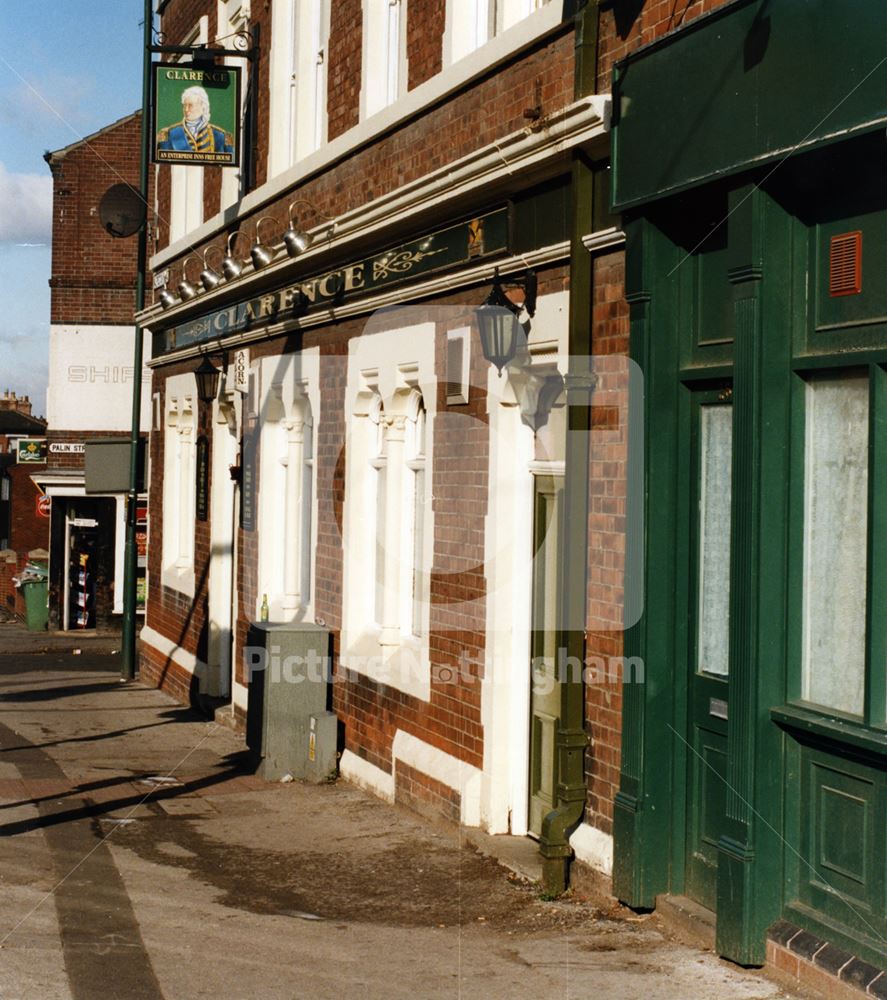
(569, 822), (613, 877)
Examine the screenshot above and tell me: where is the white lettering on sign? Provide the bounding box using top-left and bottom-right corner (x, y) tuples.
(69, 518), (99, 528)
(233, 349), (249, 394)
(48, 443), (85, 454)
(67, 365), (151, 384)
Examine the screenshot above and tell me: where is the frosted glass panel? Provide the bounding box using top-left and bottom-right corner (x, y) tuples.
(802, 374), (868, 717)
(697, 403), (733, 677)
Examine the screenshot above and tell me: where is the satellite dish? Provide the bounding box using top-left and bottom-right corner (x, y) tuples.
(99, 184), (145, 238)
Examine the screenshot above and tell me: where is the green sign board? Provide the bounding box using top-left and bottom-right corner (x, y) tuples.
(157, 208), (509, 355)
(152, 63), (241, 166)
(16, 439), (47, 464)
(611, 0), (887, 210)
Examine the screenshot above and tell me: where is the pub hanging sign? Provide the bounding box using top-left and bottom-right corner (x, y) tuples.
(152, 63), (241, 167)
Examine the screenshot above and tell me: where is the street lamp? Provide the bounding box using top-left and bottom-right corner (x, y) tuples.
(475, 268), (537, 375)
(194, 355), (224, 405)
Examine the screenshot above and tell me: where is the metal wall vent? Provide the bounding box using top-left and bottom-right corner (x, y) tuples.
(446, 328), (469, 405)
(829, 231), (862, 297)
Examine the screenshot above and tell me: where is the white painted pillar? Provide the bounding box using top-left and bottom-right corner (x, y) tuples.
(176, 425), (193, 567)
(380, 413), (406, 646)
(281, 418), (305, 611)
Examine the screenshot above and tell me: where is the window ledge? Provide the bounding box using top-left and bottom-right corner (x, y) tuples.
(340, 627), (431, 701)
(161, 564), (196, 599)
(771, 704), (887, 759)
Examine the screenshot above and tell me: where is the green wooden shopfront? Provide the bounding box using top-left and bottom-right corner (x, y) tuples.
(610, 0), (887, 969)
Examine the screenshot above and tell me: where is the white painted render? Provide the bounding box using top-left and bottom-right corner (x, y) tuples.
(569, 822), (614, 876)
(340, 730), (484, 827)
(481, 291), (569, 835)
(255, 349), (320, 624)
(161, 373), (197, 597)
(47, 325), (152, 432)
(339, 748), (396, 801)
(392, 729), (483, 826)
(340, 316), (437, 701)
(140, 623), (206, 680)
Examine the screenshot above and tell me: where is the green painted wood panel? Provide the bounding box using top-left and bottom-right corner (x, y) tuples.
(612, 0), (887, 210)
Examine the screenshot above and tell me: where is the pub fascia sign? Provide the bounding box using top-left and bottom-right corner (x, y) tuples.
(158, 208), (509, 355)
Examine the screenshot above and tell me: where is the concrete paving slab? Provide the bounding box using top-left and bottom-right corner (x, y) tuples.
(155, 797), (217, 816)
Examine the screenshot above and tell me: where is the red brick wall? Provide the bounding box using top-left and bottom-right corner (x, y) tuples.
(156, 26), (573, 272)
(327, 0), (363, 141)
(7, 464), (49, 555)
(140, 638), (200, 707)
(396, 761), (461, 825)
(583, 249), (630, 834)
(145, 267), (568, 778)
(407, 0), (445, 91)
(597, 0), (736, 90)
(0, 464), (50, 617)
(0, 554), (18, 615)
(153, 0), (272, 229)
(48, 112), (156, 319)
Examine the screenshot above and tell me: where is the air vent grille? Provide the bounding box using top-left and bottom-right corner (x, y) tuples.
(829, 231), (862, 297)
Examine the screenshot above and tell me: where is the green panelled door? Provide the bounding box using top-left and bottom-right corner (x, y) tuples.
(528, 474), (564, 837)
(685, 392), (733, 910)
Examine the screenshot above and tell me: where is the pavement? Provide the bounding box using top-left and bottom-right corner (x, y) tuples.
(0, 624), (813, 1000)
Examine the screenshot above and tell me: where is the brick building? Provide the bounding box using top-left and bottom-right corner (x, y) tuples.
(39, 113), (153, 631)
(137, 0), (887, 990)
(0, 394), (49, 618)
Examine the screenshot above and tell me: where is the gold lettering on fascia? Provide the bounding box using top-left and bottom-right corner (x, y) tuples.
(318, 272), (343, 297)
(344, 263), (365, 292)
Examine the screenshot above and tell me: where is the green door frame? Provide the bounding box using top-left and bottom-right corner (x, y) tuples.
(614, 185), (792, 965)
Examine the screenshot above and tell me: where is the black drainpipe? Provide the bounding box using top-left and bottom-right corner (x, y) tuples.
(538, 0), (600, 896)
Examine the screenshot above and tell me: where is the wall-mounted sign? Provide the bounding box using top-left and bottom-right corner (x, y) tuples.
(16, 439), (47, 464)
(196, 435), (209, 522)
(232, 348), (249, 394)
(152, 63), (241, 167)
(157, 207), (509, 355)
(49, 442), (85, 455)
(36, 495), (51, 519)
(240, 428), (256, 532)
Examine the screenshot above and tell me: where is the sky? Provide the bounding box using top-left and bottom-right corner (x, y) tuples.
(0, 2), (146, 418)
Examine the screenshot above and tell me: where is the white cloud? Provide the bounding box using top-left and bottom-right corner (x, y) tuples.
(0, 163), (51, 243)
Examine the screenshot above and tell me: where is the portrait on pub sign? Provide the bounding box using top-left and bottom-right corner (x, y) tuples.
(152, 63), (241, 167)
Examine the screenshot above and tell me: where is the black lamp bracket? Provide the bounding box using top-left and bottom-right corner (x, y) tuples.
(494, 267), (537, 319)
